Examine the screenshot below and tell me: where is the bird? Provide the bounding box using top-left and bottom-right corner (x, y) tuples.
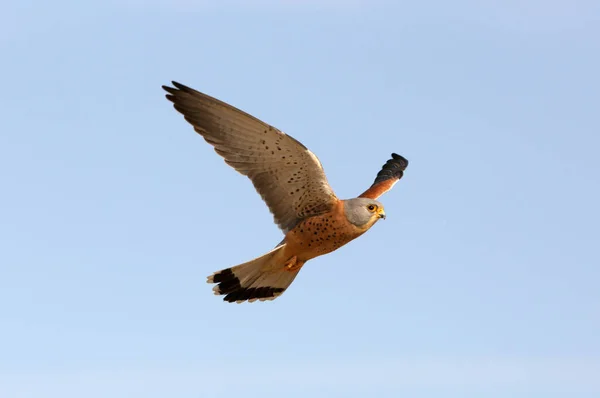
(162, 81), (408, 303)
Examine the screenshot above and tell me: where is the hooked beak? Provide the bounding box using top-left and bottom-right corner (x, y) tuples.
(378, 209), (386, 220)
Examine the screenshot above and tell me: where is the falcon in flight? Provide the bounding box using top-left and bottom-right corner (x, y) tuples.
(163, 82), (409, 303)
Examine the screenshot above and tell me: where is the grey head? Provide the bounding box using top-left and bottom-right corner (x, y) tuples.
(343, 197), (386, 227)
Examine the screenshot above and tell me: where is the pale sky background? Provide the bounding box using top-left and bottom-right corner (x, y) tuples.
(1, 1), (599, 397)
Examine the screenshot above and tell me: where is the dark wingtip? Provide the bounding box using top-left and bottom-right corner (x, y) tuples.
(162, 81), (186, 92)
(162, 83), (177, 102)
(372, 153), (409, 185)
(171, 81), (196, 93)
(163, 81), (204, 104)
(390, 153), (409, 169)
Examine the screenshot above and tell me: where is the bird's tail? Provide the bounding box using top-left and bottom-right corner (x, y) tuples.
(207, 244), (302, 303)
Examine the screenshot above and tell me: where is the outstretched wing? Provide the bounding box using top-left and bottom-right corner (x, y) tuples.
(359, 153), (409, 200)
(163, 81), (338, 233)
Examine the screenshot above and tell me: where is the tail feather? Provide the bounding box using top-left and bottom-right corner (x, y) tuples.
(207, 244), (301, 303)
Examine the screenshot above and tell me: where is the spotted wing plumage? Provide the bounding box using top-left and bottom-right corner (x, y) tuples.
(163, 81), (338, 232)
(359, 153), (409, 200)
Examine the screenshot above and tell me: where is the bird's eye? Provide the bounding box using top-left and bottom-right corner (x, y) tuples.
(367, 204), (376, 212)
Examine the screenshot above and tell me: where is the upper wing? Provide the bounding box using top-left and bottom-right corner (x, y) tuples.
(359, 153), (409, 200)
(163, 81), (338, 233)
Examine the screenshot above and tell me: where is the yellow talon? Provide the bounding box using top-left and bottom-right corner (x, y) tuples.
(284, 256), (302, 272)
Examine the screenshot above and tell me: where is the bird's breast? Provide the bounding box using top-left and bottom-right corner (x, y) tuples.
(283, 201), (368, 261)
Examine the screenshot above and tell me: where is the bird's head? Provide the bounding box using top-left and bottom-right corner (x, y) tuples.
(343, 198), (386, 229)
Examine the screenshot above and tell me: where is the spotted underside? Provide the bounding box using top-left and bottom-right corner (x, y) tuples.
(283, 201), (368, 259)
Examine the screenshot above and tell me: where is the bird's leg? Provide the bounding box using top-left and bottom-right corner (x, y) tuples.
(283, 256), (302, 272)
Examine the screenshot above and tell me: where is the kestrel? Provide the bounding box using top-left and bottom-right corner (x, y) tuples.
(163, 81), (408, 303)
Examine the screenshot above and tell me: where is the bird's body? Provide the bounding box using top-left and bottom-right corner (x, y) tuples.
(163, 81), (408, 303)
(284, 198), (384, 262)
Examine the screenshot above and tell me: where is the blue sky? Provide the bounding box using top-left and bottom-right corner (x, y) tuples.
(1, 1), (599, 397)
